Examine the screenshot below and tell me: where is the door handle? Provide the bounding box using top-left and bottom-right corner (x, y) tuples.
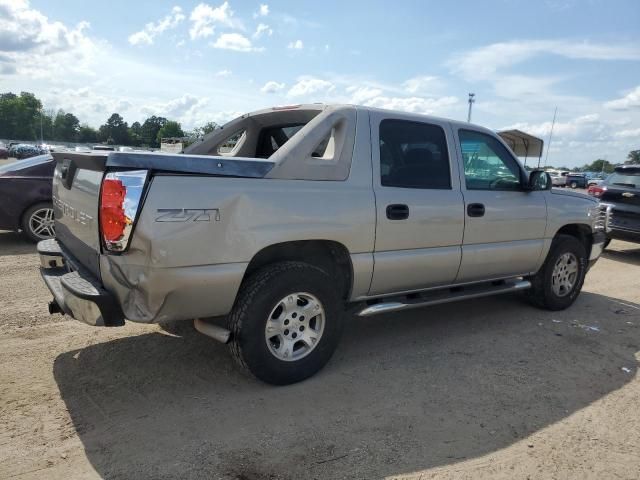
(467, 203), (485, 217)
(386, 204), (409, 220)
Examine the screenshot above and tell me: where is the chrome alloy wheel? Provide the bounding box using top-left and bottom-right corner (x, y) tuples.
(265, 292), (325, 362)
(551, 252), (578, 297)
(28, 207), (55, 239)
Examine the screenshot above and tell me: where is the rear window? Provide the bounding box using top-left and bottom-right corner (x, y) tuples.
(256, 124), (304, 158)
(608, 172), (640, 189)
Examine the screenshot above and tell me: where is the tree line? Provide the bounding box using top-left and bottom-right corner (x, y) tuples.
(0, 91), (219, 148)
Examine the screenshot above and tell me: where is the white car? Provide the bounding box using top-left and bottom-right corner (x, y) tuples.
(550, 174), (566, 187)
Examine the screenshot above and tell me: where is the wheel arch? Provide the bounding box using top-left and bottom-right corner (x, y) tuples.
(242, 240), (354, 300)
(553, 223), (592, 252)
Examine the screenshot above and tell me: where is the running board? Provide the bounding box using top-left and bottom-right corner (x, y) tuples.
(357, 279), (531, 317)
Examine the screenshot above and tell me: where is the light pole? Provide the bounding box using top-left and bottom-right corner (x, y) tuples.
(467, 93), (475, 122)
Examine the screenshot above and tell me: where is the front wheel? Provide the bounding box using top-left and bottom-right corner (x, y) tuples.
(570, 181), (578, 188)
(525, 235), (587, 311)
(228, 261), (344, 385)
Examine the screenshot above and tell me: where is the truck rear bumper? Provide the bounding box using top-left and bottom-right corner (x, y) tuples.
(38, 239), (125, 327)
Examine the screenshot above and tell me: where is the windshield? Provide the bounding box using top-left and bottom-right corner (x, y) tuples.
(607, 172), (640, 189)
(0, 154), (52, 174)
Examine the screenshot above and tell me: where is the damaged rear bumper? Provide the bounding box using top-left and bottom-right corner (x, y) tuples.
(38, 239), (125, 326)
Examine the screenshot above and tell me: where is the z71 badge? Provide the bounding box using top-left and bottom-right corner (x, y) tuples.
(155, 208), (220, 222)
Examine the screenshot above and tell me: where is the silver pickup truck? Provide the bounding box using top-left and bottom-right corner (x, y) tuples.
(38, 104), (609, 384)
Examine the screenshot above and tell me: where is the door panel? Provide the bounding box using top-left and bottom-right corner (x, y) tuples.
(369, 112), (465, 296)
(454, 128), (547, 281)
(369, 246), (461, 295)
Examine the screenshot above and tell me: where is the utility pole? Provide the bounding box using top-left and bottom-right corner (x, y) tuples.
(543, 106), (557, 168)
(40, 108), (44, 144)
(467, 93), (475, 122)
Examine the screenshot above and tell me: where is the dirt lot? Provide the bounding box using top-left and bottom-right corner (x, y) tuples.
(0, 232), (639, 480)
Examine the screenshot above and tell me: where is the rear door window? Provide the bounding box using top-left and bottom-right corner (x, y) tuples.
(379, 119), (451, 189)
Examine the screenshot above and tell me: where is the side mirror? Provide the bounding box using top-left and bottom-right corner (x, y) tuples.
(526, 170), (552, 191)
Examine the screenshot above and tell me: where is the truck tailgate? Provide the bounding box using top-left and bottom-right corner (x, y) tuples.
(52, 153), (107, 276)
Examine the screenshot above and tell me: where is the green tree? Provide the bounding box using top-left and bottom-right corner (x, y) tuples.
(0, 92), (43, 139)
(78, 124), (98, 143)
(156, 120), (184, 144)
(627, 150), (640, 165)
(128, 121), (143, 146)
(99, 113), (129, 145)
(583, 159), (615, 173)
(141, 116), (167, 148)
(53, 110), (80, 142)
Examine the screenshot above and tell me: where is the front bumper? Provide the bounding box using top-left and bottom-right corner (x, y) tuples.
(38, 239), (125, 326)
(588, 232), (607, 269)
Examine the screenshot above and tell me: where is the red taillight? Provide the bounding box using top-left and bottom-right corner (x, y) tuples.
(100, 178), (127, 242)
(588, 186), (605, 197)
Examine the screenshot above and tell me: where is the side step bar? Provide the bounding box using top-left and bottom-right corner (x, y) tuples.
(357, 279), (531, 317)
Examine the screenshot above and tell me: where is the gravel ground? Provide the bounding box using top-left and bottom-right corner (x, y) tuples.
(0, 232), (638, 479)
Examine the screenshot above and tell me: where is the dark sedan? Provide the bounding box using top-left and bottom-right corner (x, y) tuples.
(0, 154), (55, 242)
(595, 165), (640, 246)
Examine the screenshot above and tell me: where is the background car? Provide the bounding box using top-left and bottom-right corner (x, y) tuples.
(8, 144), (46, 160)
(549, 173), (566, 187)
(565, 173), (588, 188)
(0, 154), (55, 242)
(596, 165), (640, 246)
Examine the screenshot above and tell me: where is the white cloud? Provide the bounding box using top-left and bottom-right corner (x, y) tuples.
(287, 77), (334, 97)
(0, 0), (101, 78)
(614, 127), (640, 139)
(605, 86), (640, 111)
(214, 69), (231, 77)
(346, 86), (383, 104)
(211, 33), (261, 52)
(451, 40), (640, 79)
(261, 80), (285, 93)
(253, 23), (272, 39)
(504, 114), (608, 141)
(402, 76), (441, 94)
(189, 2), (237, 40)
(363, 95), (459, 115)
(128, 6), (185, 46)
(253, 4), (269, 18)
(287, 39), (303, 50)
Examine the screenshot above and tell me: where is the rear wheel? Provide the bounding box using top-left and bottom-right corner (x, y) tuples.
(526, 235), (587, 310)
(21, 203), (55, 242)
(228, 261), (344, 385)
(570, 181), (578, 188)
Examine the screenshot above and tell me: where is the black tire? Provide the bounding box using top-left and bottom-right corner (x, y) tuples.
(603, 238), (612, 250)
(21, 202), (55, 243)
(570, 181), (578, 189)
(228, 261), (344, 385)
(525, 235), (587, 311)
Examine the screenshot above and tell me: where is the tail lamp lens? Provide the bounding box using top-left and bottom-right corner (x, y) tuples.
(100, 178), (127, 241)
(99, 170), (148, 251)
(589, 186), (605, 197)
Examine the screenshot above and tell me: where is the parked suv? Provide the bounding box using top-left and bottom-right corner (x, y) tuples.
(37, 104), (609, 384)
(596, 165), (640, 245)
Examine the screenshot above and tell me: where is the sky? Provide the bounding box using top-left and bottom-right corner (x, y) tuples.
(1, 0), (639, 167)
